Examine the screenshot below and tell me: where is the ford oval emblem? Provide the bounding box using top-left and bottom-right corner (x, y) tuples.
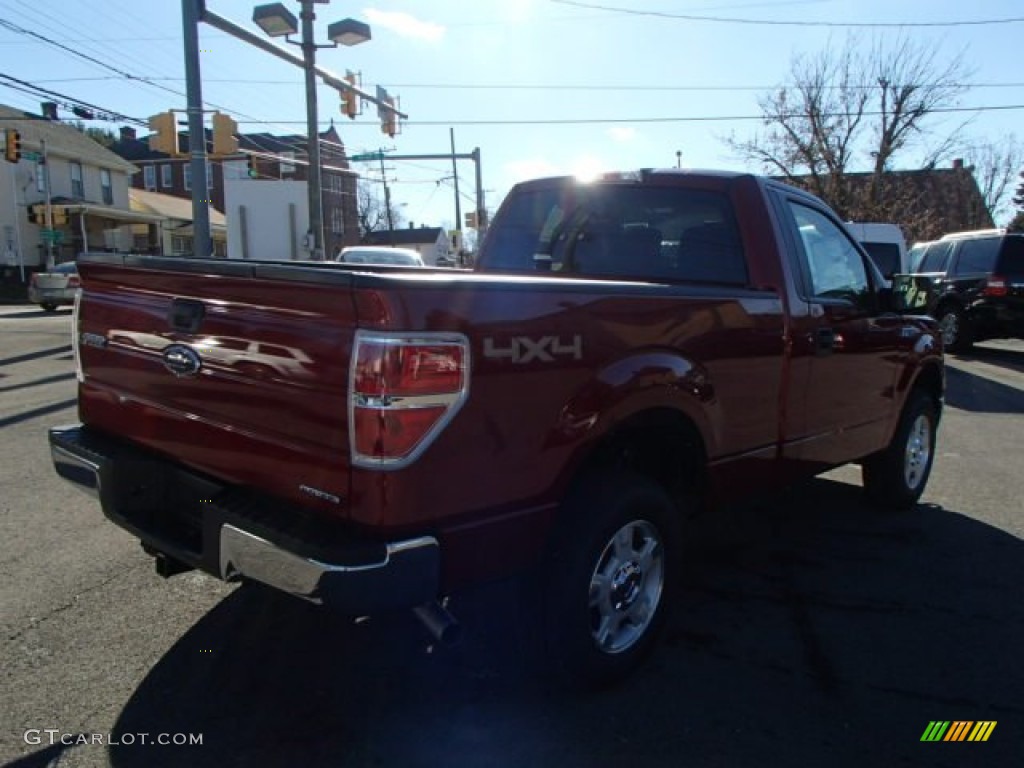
(162, 344), (202, 377)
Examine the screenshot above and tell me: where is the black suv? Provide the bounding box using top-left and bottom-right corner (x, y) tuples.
(904, 230), (1024, 351)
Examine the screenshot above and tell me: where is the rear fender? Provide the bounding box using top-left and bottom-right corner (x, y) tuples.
(546, 351), (717, 487)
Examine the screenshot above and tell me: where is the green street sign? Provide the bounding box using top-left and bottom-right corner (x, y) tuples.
(22, 151), (41, 162)
(40, 229), (64, 243)
(349, 151), (383, 162)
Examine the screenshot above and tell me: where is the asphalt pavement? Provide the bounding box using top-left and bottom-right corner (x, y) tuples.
(1, 305), (1021, 768)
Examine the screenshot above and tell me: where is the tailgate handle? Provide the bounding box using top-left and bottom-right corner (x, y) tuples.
(169, 299), (206, 333)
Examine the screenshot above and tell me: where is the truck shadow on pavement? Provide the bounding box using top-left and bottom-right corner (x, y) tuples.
(107, 479), (1023, 768)
(944, 366), (1024, 415)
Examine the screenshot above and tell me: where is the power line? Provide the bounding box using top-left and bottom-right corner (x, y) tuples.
(0, 73), (146, 125)
(550, 0), (1024, 27)
(230, 103), (1024, 127)
(26, 76), (1024, 92)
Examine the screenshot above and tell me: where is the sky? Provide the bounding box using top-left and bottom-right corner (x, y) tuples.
(1, 0), (1022, 233)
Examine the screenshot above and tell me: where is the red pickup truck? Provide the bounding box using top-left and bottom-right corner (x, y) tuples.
(50, 170), (943, 685)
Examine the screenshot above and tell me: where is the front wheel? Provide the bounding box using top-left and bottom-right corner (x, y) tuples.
(40, 303), (58, 312)
(535, 472), (680, 688)
(862, 390), (938, 511)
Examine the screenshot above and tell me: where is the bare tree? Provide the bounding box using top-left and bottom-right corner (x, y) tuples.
(726, 34), (972, 220)
(962, 137), (1021, 223)
(356, 182), (403, 237)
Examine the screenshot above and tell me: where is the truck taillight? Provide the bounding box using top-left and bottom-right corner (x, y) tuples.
(983, 276), (1008, 297)
(350, 331), (470, 468)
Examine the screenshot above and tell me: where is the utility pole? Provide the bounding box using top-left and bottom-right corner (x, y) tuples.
(450, 128), (461, 238)
(182, 0), (211, 259)
(350, 147), (486, 237)
(300, 0), (325, 260)
(41, 139), (54, 270)
(379, 151), (394, 244)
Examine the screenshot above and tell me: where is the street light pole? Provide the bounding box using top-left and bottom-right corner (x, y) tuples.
(299, 0), (325, 260)
(183, 0), (211, 259)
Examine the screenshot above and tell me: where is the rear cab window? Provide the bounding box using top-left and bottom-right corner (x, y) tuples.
(479, 182), (749, 285)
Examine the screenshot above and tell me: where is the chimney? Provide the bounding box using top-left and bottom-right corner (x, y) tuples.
(120, 126), (137, 142)
(40, 101), (58, 120)
(952, 158), (964, 170)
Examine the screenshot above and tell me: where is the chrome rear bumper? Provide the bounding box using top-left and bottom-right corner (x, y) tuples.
(49, 424), (440, 612)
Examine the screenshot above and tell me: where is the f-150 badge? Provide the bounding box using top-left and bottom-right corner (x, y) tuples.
(483, 335), (583, 364)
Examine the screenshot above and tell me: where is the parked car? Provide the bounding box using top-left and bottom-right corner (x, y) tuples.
(335, 246), (425, 267)
(899, 229), (1024, 351)
(28, 262), (79, 311)
(845, 222), (908, 279)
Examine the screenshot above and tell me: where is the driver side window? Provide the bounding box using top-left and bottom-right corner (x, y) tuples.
(789, 202), (869, 302)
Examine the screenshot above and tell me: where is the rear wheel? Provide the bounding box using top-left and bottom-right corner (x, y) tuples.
(40, 303), (58, 312)
(534, 472), (680, 688)
(937, 305), (972, 352)
(862, 390), (938, 511)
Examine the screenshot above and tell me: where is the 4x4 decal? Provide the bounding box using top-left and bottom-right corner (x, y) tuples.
(483, 335), (583, 364)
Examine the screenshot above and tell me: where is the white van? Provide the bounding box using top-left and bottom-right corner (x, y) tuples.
(845, 222), (908, 278)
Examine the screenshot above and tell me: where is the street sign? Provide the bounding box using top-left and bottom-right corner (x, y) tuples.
(349, 151), (383, 162)
(39, 229), (64, 244)
(22, 151), (41, 162)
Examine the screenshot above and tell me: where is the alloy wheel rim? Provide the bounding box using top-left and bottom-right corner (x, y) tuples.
(588, 520), (664, 655)
(939, 313), (959, 346)
(904, 414), (932, 490)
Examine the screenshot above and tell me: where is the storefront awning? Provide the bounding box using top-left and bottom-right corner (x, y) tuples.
(62, 203), (165, 225)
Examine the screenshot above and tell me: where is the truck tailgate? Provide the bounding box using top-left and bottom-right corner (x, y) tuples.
(75, 255), (358, 516)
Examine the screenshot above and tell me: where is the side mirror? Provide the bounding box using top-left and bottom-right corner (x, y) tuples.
(888, 273), (931, 313)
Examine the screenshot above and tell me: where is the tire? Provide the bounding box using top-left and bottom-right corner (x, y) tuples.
(862, 390), (938, 511)
(534, 471), (680, 689)
(40, 303), (58, 312)
(936, 305), (972, 352)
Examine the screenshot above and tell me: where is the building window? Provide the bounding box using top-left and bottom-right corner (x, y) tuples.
(70, 162), (84, 198)
(207, 161), (214, 190)
(329, 206), (343, 234)
(100, 169), (113, 204)
(161, 164), (173, 188)
(171, 235), (192, 254)
(183, 165), (192, 191)
(37, 162), (48, 193)
(144, 165), (156, 190)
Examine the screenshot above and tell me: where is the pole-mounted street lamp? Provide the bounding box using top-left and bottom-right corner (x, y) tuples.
(252, 1), (370, 260)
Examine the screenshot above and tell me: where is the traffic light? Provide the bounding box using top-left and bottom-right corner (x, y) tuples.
(211, 112), (238, 155)
(341, 71), (358, 119)
(381, 97), (398, 138)
(27, 204), (44, 224)
(50, 206), (68, 226)
(4, 129), (21, 163)
(148, 111), (179, 155)
(464, 211), (478, 230)
(245, 154), (257, 178)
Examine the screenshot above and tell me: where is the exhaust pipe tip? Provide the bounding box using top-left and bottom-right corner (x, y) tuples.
(413, 601), (463, 647)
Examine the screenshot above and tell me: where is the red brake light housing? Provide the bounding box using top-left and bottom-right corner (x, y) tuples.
(349, 331), (470, 469)
(983, 275), (1008, 297)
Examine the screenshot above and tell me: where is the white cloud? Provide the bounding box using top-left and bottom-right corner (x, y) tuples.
(607, 126), (637, 143)
(363, 9), (445, 43)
